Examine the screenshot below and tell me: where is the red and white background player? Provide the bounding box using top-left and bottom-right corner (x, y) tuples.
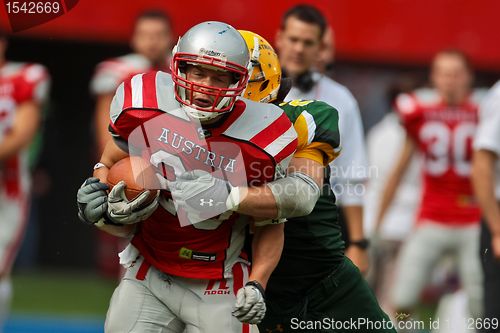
(376, 49), (485, 319)
(90, 9), (173, 155)
(78, 22), (297, 332)
(0, 33), (50, 328)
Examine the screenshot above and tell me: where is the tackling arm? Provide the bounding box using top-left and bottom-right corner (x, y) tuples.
(232, 222), (284, 324)
(236, 157), (323, 219)
(248, 223), (285, 288)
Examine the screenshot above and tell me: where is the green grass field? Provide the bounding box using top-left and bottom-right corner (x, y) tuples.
(9, 270), (440, 333)
(11, 271), (117, 317)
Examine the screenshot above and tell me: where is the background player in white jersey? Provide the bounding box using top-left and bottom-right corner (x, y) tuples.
(0, 31), (50, 331)
(376, 49), (484, 318)
(77, 21), (300, 332)
(90, 9), (174, 279)
(275, 4), (370, 273)
(472, 81), (500, 330)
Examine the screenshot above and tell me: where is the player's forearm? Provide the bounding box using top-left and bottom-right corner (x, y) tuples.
(249, 223), (284, 288)
(237, 157), (323, 219)
(93, 139), (129, 182)
(472, 150), (500, 234)
(95, 94), (114, 156)
(236, 186), (278, 218)
(343, 205), (365, 241)
(375, 137), (414, 228)
(100, 139), (128, 167)
(0, 133), (31, 161)
(375, 175), (401, 228)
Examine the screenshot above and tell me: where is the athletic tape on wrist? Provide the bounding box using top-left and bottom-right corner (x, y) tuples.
(226, 186), (241, 211)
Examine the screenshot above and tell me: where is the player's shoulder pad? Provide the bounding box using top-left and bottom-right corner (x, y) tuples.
(22, 63), (49, 82)
(1, 62), (48, 81)
(281, 99), (339, 120)
(223, 98), (297, 161)
(0, 62), (25, 77)
(2, 62), (50, 102)
(395, 91), (423, 116)
(110, 71), (175, 125)
(91, 53), (151, 95)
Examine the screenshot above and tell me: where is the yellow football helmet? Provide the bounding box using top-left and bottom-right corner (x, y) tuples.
(239, 30), (281, 103)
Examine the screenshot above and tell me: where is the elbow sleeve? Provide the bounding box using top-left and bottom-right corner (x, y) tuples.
(267, 171), (321, 219)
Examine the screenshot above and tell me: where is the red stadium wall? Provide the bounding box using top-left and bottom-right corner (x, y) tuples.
(1, 0), (498, 70)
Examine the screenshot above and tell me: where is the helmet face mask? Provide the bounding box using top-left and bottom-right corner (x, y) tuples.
(170, 22), (250, 121)
(240, 30), (282, 103)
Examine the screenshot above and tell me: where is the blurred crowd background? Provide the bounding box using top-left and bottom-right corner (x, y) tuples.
(1, 0), (500, 332)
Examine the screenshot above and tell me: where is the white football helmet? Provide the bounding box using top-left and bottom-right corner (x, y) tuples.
(170, 21), (250, 121)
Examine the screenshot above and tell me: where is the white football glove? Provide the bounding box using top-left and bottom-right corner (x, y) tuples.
(168, 170), (240, 224)
(107, 181), (159, 225)
(232, 281), (266, 324)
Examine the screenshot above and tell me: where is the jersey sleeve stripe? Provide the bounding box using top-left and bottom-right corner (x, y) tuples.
(141, 71), (158, 109)
(249, 112), (294, 148)
(110, 83), (125, 125)
(301, 111), (316, 145)
(131, 73), (144, 108)
(293, 112), (309, 150)
(273, 136), (298, 164)
(264, 125), (298, 161)
(123, 77), (132, 110)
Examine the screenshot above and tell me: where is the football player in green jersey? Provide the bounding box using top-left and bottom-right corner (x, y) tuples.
(240, 30), (395, 333)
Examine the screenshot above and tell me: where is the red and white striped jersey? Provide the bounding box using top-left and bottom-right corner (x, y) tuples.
(0, 62), (49, 199)
(90, 53), (168, 95)
(109, 71), (297, 279)
(396, 88), (485, 225)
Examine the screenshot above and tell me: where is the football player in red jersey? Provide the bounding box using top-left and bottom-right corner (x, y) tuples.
(77, 21), (304, 332)
(375, 50), (484, 318)
(0, 31), (50, 330)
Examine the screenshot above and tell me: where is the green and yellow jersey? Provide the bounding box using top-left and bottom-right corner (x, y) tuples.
(268, 99), (345, 301)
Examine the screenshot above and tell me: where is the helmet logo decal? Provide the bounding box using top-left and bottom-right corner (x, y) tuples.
(199, 48), (224, 58)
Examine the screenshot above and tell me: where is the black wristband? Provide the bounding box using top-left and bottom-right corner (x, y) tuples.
(245, 280), (265, 299)
(349, 238), (370, 250)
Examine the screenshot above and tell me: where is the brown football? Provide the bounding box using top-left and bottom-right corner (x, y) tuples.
(106, 156), (160, 206)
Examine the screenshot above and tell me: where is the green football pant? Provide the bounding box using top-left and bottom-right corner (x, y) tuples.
(259, 257), (396, 332)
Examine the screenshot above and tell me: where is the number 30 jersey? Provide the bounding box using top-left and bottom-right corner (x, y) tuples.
(109, 71), (297, 280)
(395, 88), (485, 225)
